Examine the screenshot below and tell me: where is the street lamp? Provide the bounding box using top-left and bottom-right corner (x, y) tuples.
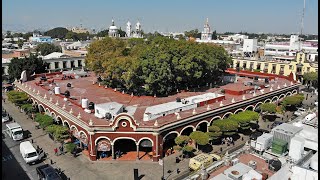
(161, 143), (165, 180)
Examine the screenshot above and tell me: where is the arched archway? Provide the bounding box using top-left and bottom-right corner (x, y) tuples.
(245, 105), (254, 111)
(264, 99), (271, 103)
(234, 108), (244, 114)
(209, 116), (222, 126)
(63, 121), (70, 129)
(286, 92), (292, 96)
(113, 137), (137, 160)
(38, 104), (45, 113)
(292, 89), (297, 94)
(162, 132), (179, 158)
(95, 137), (112, 160)
(271, 96), (279, 102)
(180, 125), (195, 136)
(56, 116), (63, 125)
(196, 121), (209, 133)
(45, 108), (50, 115)
(222, 112), (233, 119)
(279, 94), (286, 100)
(254, 102), (263, 110)
(138, 138), (153, 160)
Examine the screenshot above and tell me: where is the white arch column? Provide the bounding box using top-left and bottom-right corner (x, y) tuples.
(136, 143), (139, 160)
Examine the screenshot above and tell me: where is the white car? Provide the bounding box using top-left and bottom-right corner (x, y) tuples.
(294, 108), (306, 116)
(2, 113), (10, 123)
(315, 102), (318, 106)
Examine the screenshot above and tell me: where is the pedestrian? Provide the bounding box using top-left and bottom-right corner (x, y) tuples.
(54, 147), (58, 156)
(3, 97), (5, 103)
(267, 125), (270, 129)
(241, 137), (244, 141)
(37, 145), (40, 151)
(287, 114), (289, 119)
(220, 147), (223, 153)
(170, 147), (174, 154)
(176, 157), (180, 163)
(176, 168), (180, 174)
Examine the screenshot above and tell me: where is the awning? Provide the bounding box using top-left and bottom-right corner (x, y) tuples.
(97, 140), (111, 151)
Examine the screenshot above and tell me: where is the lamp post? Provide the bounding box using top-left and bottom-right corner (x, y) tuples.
(161, 143), (165, 180)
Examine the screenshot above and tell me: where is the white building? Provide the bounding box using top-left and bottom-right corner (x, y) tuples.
(108, 19), (119, 38)
(132, 21), (143, 38)
(201, 18), (212, 41)
(265, 35), (318, 56)
(126, 21), (132, 37)
(243, 39), (258, 54)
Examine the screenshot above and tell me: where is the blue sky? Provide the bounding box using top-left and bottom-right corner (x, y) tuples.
(3, 0), (318, 34)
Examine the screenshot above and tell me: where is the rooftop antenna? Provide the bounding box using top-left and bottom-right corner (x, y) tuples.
(299, 0), (306, 51)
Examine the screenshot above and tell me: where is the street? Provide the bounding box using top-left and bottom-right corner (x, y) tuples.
(2, 125), (46, 180)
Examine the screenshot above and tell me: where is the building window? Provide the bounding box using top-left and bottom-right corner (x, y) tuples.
(71, 61), (75, 68)
(63, 61), (67, 69)
(257, 63), (261, 70)
(289, 65), (293, 70)
(78, 60), (82, 67)
(54, 62), (59, 69)
(272, 65), (276, 73)
(249, 62), (254, 70)
(243, 62), (247, 70)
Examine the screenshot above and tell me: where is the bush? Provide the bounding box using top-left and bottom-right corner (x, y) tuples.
(21, 104), (35, 114)
(46, 125), (70, 142)
(182, 145), (194, 153)
(260, 103), (277, 114)
(7, 90), (29, 106)
(173, 145), (182, 151)
(65, 143), (77, 153)
(212, 119), (239, 136)
(174, 135), (190, 146)
(35, 113), (54, 129)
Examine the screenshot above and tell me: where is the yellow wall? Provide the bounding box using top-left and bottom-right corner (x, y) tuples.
(232, 53), (318, 76)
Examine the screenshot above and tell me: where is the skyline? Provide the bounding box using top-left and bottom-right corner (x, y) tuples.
(3, 0), (318, 34)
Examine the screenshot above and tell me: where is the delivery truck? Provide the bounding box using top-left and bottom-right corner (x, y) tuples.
(189, 153), (221, 171)
(6, 122), (24, 141)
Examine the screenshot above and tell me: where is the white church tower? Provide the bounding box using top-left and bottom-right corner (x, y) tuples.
(201, 18), (213, 41)
(126, 21), (132, 37)
(108, 19), (119, 37)
(133, 20), (143, 38)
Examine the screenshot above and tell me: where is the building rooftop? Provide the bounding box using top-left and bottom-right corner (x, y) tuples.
(23, 70), (296, 128)
(272, 123), (303, 136)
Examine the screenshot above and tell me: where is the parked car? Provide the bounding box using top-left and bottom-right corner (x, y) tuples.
(36, 164), (62, 180)
(2, 113), (10, 123)
(270, 121), (283, 129)
(294, 108), (306, 116)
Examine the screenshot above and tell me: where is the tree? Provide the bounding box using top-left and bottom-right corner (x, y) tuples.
(281, 94), (304, 107)
(260, 103), (277, 114)
(8, 54), (47, 81)
(229, 111), (259, 130)
(7, 91), (29, 106)
(36, 43), (62, 56)
(184, 29), (201, 38)
(174, 135), (190, 147)
(96, 29), (109, 37)
(303, 72), (318, 88)
(207, 125), (222, 141)
(46, 125), (70, 142)
(118, 28), (127, 37)
(44, 27), (70, 39)
(21, 104), (36, 114)
(17, 39), (24, 48)
(23, 32), (34, 40)
(212, 30), (217, 40)
(212, 119), (239, 136)
(35, 113), (54, 129)
(189, 131), (209, 150)
(65, 143), (77, 153)
(85, 36), (232, 96)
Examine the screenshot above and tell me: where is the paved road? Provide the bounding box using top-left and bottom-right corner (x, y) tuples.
(2, 139), (30, 180)
(2, 122), (47, 180)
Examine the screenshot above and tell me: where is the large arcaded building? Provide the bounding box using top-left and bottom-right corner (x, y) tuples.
(15, 69), (300, 162)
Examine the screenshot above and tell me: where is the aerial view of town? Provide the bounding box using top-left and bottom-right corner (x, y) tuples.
(2, 0), (318, 180)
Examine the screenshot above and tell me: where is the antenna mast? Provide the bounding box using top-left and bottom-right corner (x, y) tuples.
(299, 0), (306, 51)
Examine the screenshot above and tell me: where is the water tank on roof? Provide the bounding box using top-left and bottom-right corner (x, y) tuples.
(105, 113), (112, 119)
(88, 102), (95, 110)
(54, 87), (60, 94)
(81, 98), (89, 109)
(64, 90), (70, 98)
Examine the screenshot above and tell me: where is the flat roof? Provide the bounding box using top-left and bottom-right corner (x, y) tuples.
(23, 71), (295, 127)
(272, 123), (303, 135)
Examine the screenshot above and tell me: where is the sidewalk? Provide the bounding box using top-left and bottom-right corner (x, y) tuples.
(2, 96), (190, 180)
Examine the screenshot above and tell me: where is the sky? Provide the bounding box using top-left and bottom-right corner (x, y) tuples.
(2, 0), (318, 34)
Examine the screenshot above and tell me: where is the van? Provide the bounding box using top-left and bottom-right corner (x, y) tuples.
(6, 122), (24, 141)
(20, 141), (44, 165)
(189, 153), (214, 171)
(304, 113), (316, 122)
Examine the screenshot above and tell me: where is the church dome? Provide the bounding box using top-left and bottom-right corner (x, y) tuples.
(109, 25), (118, 30)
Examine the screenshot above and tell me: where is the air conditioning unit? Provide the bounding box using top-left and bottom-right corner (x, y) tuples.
(231, 158), (239, 165)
